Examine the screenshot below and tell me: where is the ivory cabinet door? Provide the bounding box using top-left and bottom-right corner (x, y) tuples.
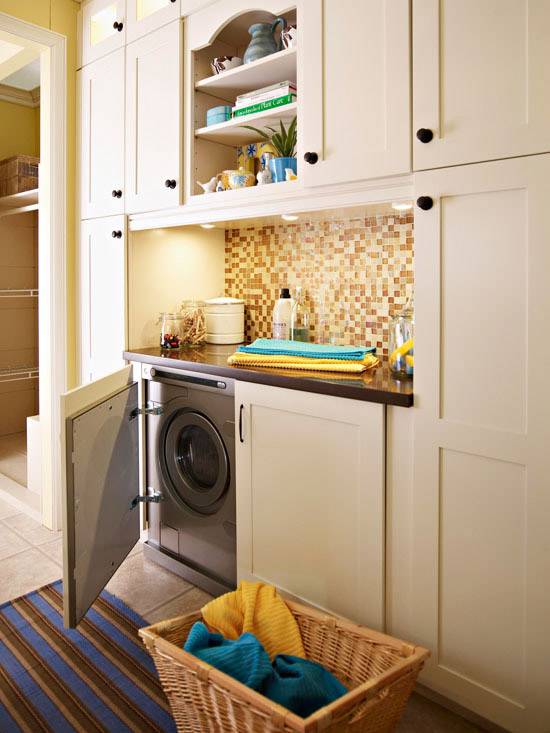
(81, 0), (126, 67)
(235, 381), (385, 630)
(300, 0), (410, 187)
(125, 20), (182, 214)
(78, 49), (125, 220)
(412, 156), (550, 732)
(80, 216), (127, 384)
(413, 0), (550, 170)
(126, 0), (180, 44)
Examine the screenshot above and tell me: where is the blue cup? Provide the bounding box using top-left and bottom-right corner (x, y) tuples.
(269, 156), (297, 183)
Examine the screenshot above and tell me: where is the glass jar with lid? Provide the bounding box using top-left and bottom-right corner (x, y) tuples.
(179, 300), (206, 345)
(159, 312), (182, 350)
(389, 293), (414, 376)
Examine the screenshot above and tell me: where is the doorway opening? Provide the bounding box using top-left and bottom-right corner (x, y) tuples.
(0, 13), (67, 530)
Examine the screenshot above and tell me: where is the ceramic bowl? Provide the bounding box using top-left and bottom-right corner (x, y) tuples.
(224, 169), (256, 190)
(210, 56), (243, 75)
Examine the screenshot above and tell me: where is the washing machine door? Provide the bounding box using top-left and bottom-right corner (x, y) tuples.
(162, 410), (229, 514)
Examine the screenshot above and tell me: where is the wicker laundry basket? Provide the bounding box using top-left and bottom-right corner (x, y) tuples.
(139, 599), (429, 733)
(0, 155), (39, 197)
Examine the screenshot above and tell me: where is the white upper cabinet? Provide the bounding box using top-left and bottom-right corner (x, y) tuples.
(413, 0), (550, 170)
(236, 381), (385, 630)
(411, 155), (550, 732)
(300, 0), (411, 187)
(80, 216), (127, 383)
(81, 0), (126, 67)
(125, 20), (182, 214)
(126, 0), (180, 44)
(78, 49), (125, 219)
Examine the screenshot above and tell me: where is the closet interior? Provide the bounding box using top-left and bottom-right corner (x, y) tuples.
(0, 53), (41, 518)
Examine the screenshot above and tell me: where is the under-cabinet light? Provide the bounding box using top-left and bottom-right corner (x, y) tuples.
(200, 223), (216, 229)
(391, 202), (413, 211)
(281, 214), (299, 222)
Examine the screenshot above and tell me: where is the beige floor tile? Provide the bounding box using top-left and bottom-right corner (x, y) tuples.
(145, 586), (215, 624)
(7, 512), (61, 546)
(38, 537), (63, 566)
(0, 524), (31, 560)
(397, 693), (486, 733)
(0, 496), (20, 519)
(106, 551), (192, 615)
(0, 547), (60, 604)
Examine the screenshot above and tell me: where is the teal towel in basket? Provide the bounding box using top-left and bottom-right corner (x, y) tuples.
(237, 338), (376, 361)
(184, 622), (347, 717)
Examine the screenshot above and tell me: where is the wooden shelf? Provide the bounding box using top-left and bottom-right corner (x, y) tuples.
(195, 48), (297, 100)
(195, 102), (297, 146)
(0, 188), (39, 218)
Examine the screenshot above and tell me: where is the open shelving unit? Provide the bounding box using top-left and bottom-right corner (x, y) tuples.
(188, 6), (297, 200)
(195, 101), (297, 146)
(0, 188), (39, 218)
(195, 47), (297, 98)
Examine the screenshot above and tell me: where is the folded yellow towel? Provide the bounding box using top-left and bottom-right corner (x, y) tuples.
(227, 352), (379, 374)
(201, 581), (305, 660)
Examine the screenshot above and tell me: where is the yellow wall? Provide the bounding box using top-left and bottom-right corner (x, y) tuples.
(0, 0), (79, 387)
(0, 100), (39, 159)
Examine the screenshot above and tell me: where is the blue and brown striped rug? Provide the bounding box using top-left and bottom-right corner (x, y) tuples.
(0, 581), (176, 732)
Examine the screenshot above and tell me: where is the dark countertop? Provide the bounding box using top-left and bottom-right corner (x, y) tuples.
(124, 344), (414, 407)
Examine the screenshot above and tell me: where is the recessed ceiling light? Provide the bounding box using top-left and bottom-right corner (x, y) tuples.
(281, 214), (299, 222)
(391, 202), (413, 211)
(200, 223), (216, 229)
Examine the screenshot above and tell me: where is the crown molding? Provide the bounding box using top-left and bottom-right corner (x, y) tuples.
(0, 82), (40, 107)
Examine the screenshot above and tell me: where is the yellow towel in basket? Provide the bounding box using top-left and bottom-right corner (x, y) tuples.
(228, 352), (379, 374)
(201, 581), (305, 660)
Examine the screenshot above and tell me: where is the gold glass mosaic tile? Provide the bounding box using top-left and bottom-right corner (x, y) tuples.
(225, 214), (414, 355)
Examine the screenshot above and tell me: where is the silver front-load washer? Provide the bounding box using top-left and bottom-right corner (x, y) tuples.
(142, 364), (236, 596)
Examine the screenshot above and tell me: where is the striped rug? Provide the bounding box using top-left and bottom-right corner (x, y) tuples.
(0, 581), (176, 733)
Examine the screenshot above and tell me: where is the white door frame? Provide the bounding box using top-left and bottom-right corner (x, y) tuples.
(0, 13), (68, 531)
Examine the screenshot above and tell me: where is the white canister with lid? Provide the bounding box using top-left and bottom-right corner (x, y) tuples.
(205, 297), (245, 344)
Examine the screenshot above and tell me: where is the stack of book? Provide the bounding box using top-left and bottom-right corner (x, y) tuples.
(232, 81), (297, 118)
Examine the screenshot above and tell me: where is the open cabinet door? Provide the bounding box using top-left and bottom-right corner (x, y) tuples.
(61, 366), (140, 627)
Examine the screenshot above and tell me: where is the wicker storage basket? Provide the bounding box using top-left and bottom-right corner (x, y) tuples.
(0, 155), (39, 197)
(139, 599), (429, 733)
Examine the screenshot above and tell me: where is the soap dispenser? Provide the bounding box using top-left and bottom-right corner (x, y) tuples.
(272, 288), (294, 340)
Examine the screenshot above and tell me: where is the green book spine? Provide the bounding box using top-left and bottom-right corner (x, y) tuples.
(233, 95), (296, 118)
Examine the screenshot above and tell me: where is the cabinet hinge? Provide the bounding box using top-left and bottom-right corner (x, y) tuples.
(130, 402), (163, 420)
(130, 491), (163, 509)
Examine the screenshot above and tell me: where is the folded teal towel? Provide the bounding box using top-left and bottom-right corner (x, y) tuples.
(264, 654), (348, 718)
(184, 622), (348, 717)
(238, 338), (376, 361)
(184, 622), (272, 690)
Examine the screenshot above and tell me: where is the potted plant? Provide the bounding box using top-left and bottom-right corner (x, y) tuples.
(242, 116), (297, 183)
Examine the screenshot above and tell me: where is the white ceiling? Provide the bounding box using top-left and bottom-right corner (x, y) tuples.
(1, 57), (41, 90)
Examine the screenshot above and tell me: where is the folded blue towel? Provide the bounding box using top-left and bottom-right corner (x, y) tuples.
(184, 622), (348, 717)
(184, 622), (272, 690)
(238, 338), (376, 361)
(264, 655), (348, 718)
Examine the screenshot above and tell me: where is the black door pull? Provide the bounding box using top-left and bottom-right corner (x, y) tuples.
(239, 405), (244, 443)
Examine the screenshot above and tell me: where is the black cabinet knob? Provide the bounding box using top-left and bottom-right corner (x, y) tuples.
(416, 128), (434, 144)
(165, 179), (177, 189)
(112, 230), (123, 239)
(113, 21), (123, 32)
(304, 152), (318, 165)
(416, 196), (434, 211)
(112, 189), (122, 198)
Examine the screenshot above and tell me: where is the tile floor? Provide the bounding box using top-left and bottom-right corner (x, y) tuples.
(0, 496), (492, 733)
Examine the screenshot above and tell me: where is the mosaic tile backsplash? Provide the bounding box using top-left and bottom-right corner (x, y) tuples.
(225, 213), (414, 356)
